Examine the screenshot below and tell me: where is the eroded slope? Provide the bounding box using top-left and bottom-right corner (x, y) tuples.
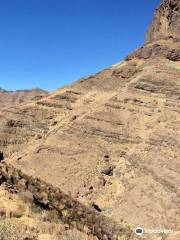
(5, 39), (180, 238)
(0, 0), (180, 239)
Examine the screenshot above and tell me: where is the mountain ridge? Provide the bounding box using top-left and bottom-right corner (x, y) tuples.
(0, 87), (48, 108)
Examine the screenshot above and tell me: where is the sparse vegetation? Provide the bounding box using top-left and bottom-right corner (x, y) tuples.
(0, 186), (97, 240)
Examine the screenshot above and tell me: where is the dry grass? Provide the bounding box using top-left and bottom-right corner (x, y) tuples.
(0, 186), (97, 240)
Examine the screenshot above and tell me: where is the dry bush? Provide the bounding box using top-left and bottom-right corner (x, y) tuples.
(40, 210), (59, 223)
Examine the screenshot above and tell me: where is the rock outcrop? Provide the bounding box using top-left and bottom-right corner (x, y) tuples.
(147, 0), (180, 42)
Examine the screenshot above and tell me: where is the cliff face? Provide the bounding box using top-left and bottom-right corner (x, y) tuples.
(147, 0), (180, 42)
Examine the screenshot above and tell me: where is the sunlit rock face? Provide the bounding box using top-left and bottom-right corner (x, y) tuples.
(147, 0), (180, 42)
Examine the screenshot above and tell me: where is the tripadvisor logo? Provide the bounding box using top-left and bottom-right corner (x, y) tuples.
(135, 226), (144, 236)
(135, 226), (174, 236)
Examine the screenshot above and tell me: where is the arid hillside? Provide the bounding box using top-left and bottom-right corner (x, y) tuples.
(0, 0), (180, 239)
(0, 87), (48, 108)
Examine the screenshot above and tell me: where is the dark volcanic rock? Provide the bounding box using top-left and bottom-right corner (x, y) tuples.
(101, 166), (114, 176)
(166, 48), (180, 61)
(0, 151), (4, 161)
(126, 43), (180, 61)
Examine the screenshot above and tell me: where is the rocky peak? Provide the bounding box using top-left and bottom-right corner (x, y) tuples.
(146, 0), (180, 42)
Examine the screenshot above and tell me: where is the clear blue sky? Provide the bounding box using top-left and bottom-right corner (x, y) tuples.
(0, 0), (160, 91)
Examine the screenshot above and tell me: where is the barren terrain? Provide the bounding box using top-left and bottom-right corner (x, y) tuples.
(0, 0), (180, 239)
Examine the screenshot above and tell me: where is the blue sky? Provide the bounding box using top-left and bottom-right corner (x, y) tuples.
(0, 0), (160, 91)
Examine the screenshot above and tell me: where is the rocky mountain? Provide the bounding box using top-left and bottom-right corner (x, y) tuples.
(0, 0), (180, 239)
(147, 0), (180, 42)
(0, 87), (48, 108)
